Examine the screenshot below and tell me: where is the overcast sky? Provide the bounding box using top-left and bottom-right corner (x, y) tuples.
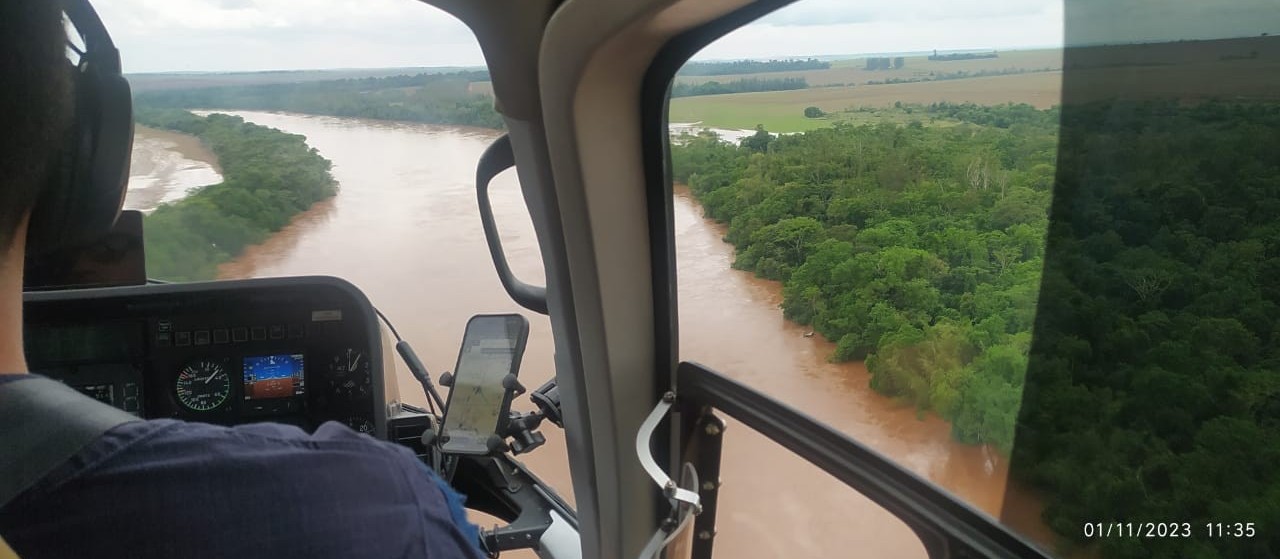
(96, 0), (1272, 74)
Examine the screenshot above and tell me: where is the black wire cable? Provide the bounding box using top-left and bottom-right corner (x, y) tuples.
(374, 307), (403, 341)
(375, 308), (454, 478)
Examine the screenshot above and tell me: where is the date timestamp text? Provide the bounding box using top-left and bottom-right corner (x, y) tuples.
(1083, 522), (1256, 539)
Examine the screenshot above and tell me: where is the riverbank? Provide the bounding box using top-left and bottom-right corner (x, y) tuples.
(126, 125), (222, 212)
(135, 109), (338, 281)
(674, 182), (1061, 551)
(131, 125), (221, 175)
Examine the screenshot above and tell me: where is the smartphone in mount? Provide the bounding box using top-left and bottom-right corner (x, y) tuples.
(439, 314), (530, 455)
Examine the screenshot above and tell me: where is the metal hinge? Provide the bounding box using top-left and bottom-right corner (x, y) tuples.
(635, 392), (701, 559)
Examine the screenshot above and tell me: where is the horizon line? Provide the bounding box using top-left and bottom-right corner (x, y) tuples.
(124, 34), (1272, 76)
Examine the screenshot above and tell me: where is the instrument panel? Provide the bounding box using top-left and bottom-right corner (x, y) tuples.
(22, 276), (393, 437)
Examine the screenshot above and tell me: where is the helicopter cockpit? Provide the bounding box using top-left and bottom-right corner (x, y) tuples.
(22, 274), (582, 556)
(9, 0), (1275, 557)
(4, 1), (1054, 557)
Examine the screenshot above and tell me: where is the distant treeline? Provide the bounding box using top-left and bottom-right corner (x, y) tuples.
(864, 57), (906, 70)
(850, 102), (1062, 129)
(127, 67), (489, 93)
(928, 52), (999, 61)
(671, 77), (808, 98)
(866, 67), (1057, 86)
(133, 71), (504, 130)
(923, 102), (1059, 128)
(677, 58), (831, 76)
(135, 108), (338, 280)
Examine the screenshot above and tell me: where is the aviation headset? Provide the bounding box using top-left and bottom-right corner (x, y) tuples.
(25, 0), (133, 256)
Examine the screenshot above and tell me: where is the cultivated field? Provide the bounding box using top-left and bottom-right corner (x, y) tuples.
(669, 72), (1063, 131)
(670, 37), (1280, 133)
(1061, 36), (1280, 105)
(667, 48), (1066, 132)
(468, 49), (1062, 108)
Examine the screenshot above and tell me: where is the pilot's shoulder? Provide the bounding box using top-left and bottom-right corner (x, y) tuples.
(58, 418), (419, 484)
(52, 419), (428, 503)
(129, 418), (409, 458)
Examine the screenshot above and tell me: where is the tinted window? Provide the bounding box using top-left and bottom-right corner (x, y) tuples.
(672, 0), (1279, 557)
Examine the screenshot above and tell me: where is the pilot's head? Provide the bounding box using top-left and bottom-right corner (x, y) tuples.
(0, 0), (73, 371)
(0, 0), (73, 262)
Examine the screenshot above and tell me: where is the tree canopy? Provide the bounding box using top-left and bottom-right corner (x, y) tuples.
(672, 105), (1057, 454)
(1012, 101), (1280, 558)
(671, 99), (1280, 558)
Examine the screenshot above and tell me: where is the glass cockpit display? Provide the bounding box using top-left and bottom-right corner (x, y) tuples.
(439, 314), (529, 455)
(243, 353), (305, 400)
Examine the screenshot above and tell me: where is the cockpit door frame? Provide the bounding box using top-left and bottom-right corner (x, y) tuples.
(674, 362), (1052, 559)
(536, 1), (768, 557)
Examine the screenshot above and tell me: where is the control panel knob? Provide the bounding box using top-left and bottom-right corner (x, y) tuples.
(510, 430), (546, 456)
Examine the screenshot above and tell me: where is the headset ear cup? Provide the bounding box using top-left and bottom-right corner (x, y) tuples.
(25, 65), (89, 257)
(84, 71), (132, 236)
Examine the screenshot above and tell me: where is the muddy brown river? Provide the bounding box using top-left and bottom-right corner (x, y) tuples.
(129, 112), (1055, 558)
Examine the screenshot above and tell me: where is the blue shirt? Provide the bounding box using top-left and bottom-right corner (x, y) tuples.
(0, 375), (483, 559)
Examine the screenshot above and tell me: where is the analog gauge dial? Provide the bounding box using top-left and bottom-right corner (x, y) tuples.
(345, 416), (375, 434)
(328, 348), (371, 399)
(176, 360), (231, 411)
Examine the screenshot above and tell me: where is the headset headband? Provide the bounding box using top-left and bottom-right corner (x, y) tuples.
(25, 0), (134, 258)
(65, 0), (121, 74)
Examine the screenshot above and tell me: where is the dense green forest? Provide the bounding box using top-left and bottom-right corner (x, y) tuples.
(670, 100), (1280, 558)
(677, 58), (830, 76)
(134, 71), (503, 129)
(672, 104), (1058, 454)
(135, 108), (337, 280)
(671, 77), (808, 97)
(1012, 102), (1280, 558)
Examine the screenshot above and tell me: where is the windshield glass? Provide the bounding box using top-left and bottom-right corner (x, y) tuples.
(103, 0), (574, 518)
(95, 0), (1280, 556)
(670, 0), (1278, 558)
